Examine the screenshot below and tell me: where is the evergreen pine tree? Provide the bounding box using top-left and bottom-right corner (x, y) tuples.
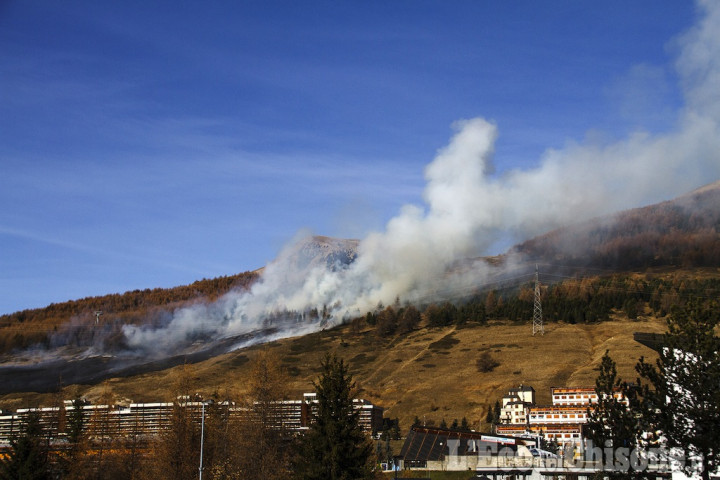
(57, 396), (88, 477)
(390, 418), (401, 440)
(485, 406), (494, 427)
(637, 300), (720, 480)
(295, 354), (373, 480)
(584, 350), (641, 479)
(493, 400), (502, 425)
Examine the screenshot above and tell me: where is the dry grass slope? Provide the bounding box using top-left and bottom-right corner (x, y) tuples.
(0, 316), (664, 431)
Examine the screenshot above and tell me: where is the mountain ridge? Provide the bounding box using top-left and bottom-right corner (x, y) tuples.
(4, 180), (719, 325)
(512, 179), (720, 270)
(1, 182), (719, 426)
(1, 181), (719, 396)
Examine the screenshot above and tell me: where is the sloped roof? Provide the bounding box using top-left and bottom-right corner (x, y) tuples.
(509, 385), (535, 393)
(399, 426), (518, 462)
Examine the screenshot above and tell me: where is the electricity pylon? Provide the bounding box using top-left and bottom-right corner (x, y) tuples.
(532, 265), (544, 336)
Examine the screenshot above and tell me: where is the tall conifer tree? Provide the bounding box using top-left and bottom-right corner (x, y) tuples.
(637, 300), (720, 480)
(295, 354), (373, 480)
(584, 350), (641, 479)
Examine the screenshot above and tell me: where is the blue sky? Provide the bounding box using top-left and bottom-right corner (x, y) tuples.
(0, 1), (701, 314)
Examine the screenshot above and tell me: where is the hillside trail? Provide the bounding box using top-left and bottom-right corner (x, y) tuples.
(562, 323), (598, 386)
(359, 327), (457, 387)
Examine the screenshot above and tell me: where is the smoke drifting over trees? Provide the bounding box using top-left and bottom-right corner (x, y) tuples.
(3, 2), (720, 363)
(118, 2), (720, 356)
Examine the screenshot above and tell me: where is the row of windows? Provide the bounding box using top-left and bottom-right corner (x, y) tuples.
(547, 433), (581, 439)
(555, 394), (595, 400)
(530, 413), (585, 419)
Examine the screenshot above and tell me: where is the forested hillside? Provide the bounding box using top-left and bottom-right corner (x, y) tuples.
(362, 271), (720, 336)
(0, 272), (258, 355)
(2, 183), (719, 360)
(514, 181), (720, 269)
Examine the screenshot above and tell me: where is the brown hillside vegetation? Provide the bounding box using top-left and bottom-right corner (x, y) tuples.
(514, 180), (720, 269)
(0, 271), (258, 355)
(1, 184), (718, 432)
(0, 315), (665, 433)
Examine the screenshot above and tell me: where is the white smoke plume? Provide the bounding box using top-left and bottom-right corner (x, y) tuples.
(122, 0), (720, 355)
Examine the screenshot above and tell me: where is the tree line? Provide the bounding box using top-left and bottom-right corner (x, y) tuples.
(358, 274), (720, 336)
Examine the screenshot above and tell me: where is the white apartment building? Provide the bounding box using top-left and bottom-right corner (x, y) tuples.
(497, 385), (609, 449)
(500, 385), (535, 425)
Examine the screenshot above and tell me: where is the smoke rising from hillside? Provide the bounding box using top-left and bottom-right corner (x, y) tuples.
(117, 1), (720, 355)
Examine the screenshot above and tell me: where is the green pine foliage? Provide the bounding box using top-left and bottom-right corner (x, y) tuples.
(637, 300), (720, 480)
(294, 354), (374, 480)
(586, 300), (720, 480)
(360, 275), (720, 332)
(66, 397), (86, 445)
(584, 351), (642, 478)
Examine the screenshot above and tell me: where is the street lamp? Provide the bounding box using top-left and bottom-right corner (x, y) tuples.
(199, 399), (213, 480)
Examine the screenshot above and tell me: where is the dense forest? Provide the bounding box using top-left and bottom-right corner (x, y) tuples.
(362, 274), (720, 334)
(514, 182), (720, 269)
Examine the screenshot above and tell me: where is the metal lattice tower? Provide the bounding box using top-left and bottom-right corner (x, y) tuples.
(532, 265), (544, 336)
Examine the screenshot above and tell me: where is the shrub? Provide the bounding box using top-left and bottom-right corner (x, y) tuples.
(476, 352), (500, 373)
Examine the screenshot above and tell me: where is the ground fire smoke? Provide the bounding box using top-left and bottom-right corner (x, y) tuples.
(3, 1), (718, 369)
(118, 1), (720, 356)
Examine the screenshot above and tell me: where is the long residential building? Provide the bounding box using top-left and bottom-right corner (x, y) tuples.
(0, 394), (383, 445)
(528, 405), (588, 424)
